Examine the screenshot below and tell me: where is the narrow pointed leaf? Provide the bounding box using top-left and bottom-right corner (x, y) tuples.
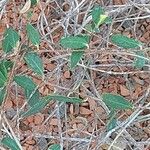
(1, 136), (21, 150)
(107, 110), (117, 131)
(14, 75), (40, 106)
(48, 144), (61, 150)
(21, 99), (49, 118)
(24, 52), (44, 76)
(70, 51), (84, 69)
(46, 95), (83, 103)
(21, 95), (82, 118)
(107, 116), (117, 131)
(60, 35), (89, 49)
(102, 93), (133, 110)
(0, 87), (6, 106)
(26, 23), (40, 46)
(111, 34), (142, 49)
(0, 61), (8, 87)
(2, 28), (20, 53)
(14, 75), (36, 91)
(25, 89), (40, 106)
(133, 51), (146, 69)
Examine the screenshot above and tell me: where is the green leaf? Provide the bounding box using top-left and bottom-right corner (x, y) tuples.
(92, 5), (104, 26)
(102, 93), (133, 110)
(107, 111), (117, 131)
(27, 10), (33, 19)
(133, 51), (146, 69)
(25, 89), (40, 106)
(1, 136), (21, 150)
(2, 60), (14, 71)
(48, 144), (61, 150)
(31, 0), (39, 6)
(26, 23), (40, 46)
(0, 87), (6, 106)
(14, 75), (40, 106)
(21, 95), (82, 118)
(0, 61), (8, 88)
(104, 17), (112, 24)
(2, 28), (20, 53)
(21, 99), (49, 118)
(111, 34), (142, 49)
(107, 116), (117, 131)
(24, 52), (44, 76)
(46, 95), (83, 103)
(14, 75), (36, 91)
(60, 35), (90, 49)
(70, 51), (84, 69)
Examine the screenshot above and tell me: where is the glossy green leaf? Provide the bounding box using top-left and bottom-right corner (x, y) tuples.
(60, 35), (90, 49)
(102, 93), (133, 110)
(31, 0), (39, 6)
(2, 28), (20, 53)
(111, 34), (142, 49)
(25, 89), (40, 106)
(26, 23), (40, 46)
(0, 61), (8, 88)
(70, 51), (84, 69)
(0, 87), (6, 106)
(133, 51), (146, 69)
(24, 52), (44, 76)
(1, 136), (21, 150)
(48, 144), (61, 150)
(92, 5), (104, 25)
(14, 75), (36, 91)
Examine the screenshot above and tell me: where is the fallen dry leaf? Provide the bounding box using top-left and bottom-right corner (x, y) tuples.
(120, 85), (130, 96)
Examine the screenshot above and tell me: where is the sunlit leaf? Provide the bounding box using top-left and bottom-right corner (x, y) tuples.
(102, 93), (133, 110)
(26, 23), (40, 46)
(92, 5), (104, 25)
(111, 34), (142, 49)
(70, 51), (84, 69)
(24, 52), (44, 76)
(1, 136), (21, 150)
(60, 35), (90, 49)
(2, 28), (20, 53)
